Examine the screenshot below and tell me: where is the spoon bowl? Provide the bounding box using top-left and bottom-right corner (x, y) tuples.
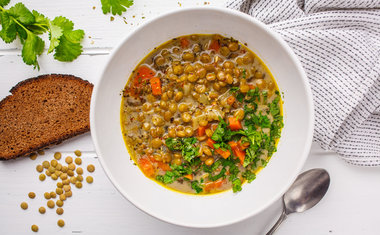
(267, 168), (330, 234)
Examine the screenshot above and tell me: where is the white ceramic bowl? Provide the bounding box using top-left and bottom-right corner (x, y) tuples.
(91, 7), (314, 228)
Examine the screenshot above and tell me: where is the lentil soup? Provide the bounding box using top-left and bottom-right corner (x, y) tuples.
(121, 34), (283, 195)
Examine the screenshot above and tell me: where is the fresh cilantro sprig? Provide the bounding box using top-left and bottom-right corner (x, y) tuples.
(165, 137), (199, 162)
(101, 0), (134, 15)
(0, 1), (84, 69)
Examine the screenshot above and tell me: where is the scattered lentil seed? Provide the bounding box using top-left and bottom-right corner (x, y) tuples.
(62, 166), (68, 173)
(59, 194), (66, 201)
(76, 175), (83, 182)
(39, 207), (46, 214)
(63, 185), (71, 192)
(29, 153), (37, 160)
(74, 158), (82, 165)
(54, 152), (62, 160)
(68, 163), (76, 171)
(56, 188), (63, 195)
(56, 200), (64, 207)
(56, 207), (64, 215)
(47, 200), (55, 208)
(55, 164), (62, 171)
(86, 176), (93, 184)
(60, 173), (68, 180)
(51, 160), (58, 167)
(87, 164), (95, 173)
(31, 224), (38, 232)
(57, 182), (63, 188)
(67, 170), (74, 177)
(50, 191), (57, 198)
(62, 179), (70, 185)
(75, 182), (82, 189)
(51, 174), (58, 180)
(28, 192), (36, 199)
(42, 161), (50, 169)
(65, 156), (73, 164)
(48, 166), (55, 174)
(45, 170), (51, 176)
(55, 171), (62, 176)
(76, 167), (83, 175)
(74, 150), (82, 157)
(37, 150), (45, 155)
(57, 219), (65, 227)
(65, 191), (72, 197)
(20, 202), (28, 210)
(44, 192), (51, 199)
(39, 174), (46, 181)
(70, 177), (77, 184)
(36, 165), (43, 173)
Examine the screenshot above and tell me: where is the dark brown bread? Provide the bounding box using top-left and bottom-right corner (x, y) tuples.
(0, 74), (93, 160)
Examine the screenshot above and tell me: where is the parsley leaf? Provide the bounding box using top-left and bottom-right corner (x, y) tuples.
(101, 0), (134, 16)
(211, 117), (228, 142)
(165, 138), (183, 151)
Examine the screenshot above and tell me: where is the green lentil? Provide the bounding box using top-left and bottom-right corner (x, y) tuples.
(39, 207), (46, 214)
(31, 224), (38, 232)
(54, 152), (62, 160)
(86, 176), (94, 184)
(87, 164), (95, 173)
(57, 219), (65, 227)
(56, 207), (64, 215)
(39, 174), (46, 181)
(20, 202), (28, 210)
(74, 150), (82, 157)
(28, 192), (36, 199)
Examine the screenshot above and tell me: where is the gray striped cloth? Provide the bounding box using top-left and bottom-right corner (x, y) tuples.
(226, 0), (380, 166)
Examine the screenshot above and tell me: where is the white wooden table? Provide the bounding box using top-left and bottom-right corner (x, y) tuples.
(1, 0), (380, 234)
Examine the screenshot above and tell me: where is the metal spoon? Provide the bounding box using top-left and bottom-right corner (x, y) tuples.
(266, 168), (330, 235)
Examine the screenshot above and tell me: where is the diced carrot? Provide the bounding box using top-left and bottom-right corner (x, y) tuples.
(228, 141), (246, 165)
(157, 162), (171, 171)
(216, 148), (231, 159)
(183, 174), (193, 180)
(138, 158), (155, 178)
(227, 96), (236, 106)
(136, 65), (155, 80)
(204, 179), (226, 192)
(150, 77), (162, 95)
(206, 138), (216, 149)
(198, 126), (206, 137)
(209, 39), (221, 51)
(228, 117), (242, 130)
(180, 37), (190, 48)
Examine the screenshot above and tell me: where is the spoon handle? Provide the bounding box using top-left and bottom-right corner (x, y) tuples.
(266, 209), (287, 235)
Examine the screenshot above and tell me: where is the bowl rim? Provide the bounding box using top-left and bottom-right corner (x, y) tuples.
(90, 6), (315, 228)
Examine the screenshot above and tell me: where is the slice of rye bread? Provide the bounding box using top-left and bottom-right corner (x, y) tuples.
(0, 74), (93, 160)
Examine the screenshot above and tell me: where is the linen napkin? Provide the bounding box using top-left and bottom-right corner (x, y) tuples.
(226, 0), (380, 166)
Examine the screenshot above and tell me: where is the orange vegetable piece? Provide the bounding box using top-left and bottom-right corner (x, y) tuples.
(228, 117), (242, 130)
(157, 162), (171, 171)
(138, 158), (155, 178)
(206, 138), (216, 149)
(183, 174), (193, 180)
(209, 39), (221, 51)
(216, 148), (231, 159)
(198, 126), (206, 137)
(150, 77), (162, 95)
(226, 96), (236, 106)
(204, 179), (225, 192)
(228, 141), (246, 165)
(180, 37), (190, 48)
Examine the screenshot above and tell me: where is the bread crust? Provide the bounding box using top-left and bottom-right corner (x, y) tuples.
(0, 74), (93, 160)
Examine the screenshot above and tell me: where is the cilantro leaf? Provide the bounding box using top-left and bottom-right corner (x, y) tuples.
(242, 170), (256, 183)
(101, 0), (134, 16)
(191, 180), (203, 194)
(165, 138), (183, 151)
(51, 16), (84, 62)
(0, 11), (17, 43)
(165, 137), (199, 162)
(8, 3), (34, 25)
(21, 31), (44, 69)
(0, 0), (10, 7)
(29, 10), (49, 35)
(211, 117), (228, 142)
(232, 178), (242, 192)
